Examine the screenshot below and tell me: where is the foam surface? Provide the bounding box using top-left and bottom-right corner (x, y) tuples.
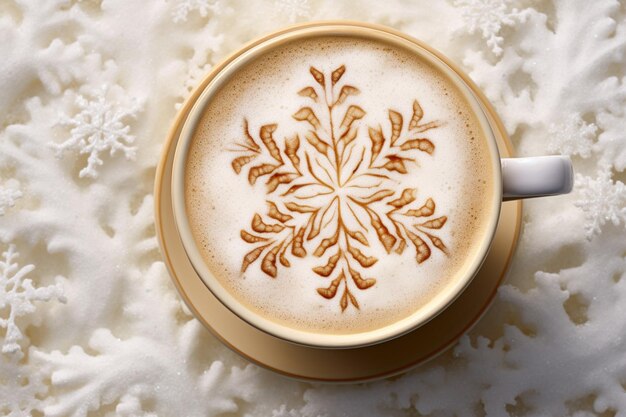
(185, 36), (494, 334)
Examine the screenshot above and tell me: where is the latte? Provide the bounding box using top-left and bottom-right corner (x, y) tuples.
(183, 35), (495, 335)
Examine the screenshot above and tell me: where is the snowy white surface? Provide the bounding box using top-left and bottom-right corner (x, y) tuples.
(1, 0), (625, 416)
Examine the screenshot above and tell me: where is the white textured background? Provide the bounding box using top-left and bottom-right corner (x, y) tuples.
(1, 1), (626, 416)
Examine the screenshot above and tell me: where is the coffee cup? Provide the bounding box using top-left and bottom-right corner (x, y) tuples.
(170, 22), (572, 349)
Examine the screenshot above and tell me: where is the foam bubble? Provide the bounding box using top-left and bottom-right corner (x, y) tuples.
(184, 36), (494, 335)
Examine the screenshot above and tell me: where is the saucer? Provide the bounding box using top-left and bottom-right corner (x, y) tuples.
(155, 21), (521, 383)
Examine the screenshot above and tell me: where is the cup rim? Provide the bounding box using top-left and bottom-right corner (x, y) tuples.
(171, 21), (503, 349)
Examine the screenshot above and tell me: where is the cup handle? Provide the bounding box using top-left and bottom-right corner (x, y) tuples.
(501, 156), (574, 201)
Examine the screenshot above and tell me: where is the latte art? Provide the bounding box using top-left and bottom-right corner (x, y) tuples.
(184, 36), (495, 334)
(230, 65), (448, 311)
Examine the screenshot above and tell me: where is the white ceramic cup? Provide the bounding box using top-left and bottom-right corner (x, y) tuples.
(171, 23), (573, 349)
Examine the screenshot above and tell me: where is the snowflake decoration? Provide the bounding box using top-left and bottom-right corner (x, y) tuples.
(0, 245), (65, 356)
(0, 181), (22, 216)
(453, 0), (527, 56)
(548, 113), (598, 158)
(275, 0), (311, 23)
(575, 169), (626, 239)
(231, 65), (447, 311)
(51, 89), (142, 179)
(170, 0), (223, 23)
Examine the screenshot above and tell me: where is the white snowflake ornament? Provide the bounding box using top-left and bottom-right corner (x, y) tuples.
(51, 88), (142, 179)
(548, 113), (598, 158)
(0, 245), (65, 356)
(575, 169), (626, 238)
(453, 0), (528, 56)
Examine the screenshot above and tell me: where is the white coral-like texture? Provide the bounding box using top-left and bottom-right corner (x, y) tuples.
(0, 245), (65, 356)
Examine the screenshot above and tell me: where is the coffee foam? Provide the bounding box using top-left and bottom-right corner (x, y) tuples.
(184, 36), (494, 334)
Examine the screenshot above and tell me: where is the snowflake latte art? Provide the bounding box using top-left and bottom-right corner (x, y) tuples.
(185, 36), (495, 334)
